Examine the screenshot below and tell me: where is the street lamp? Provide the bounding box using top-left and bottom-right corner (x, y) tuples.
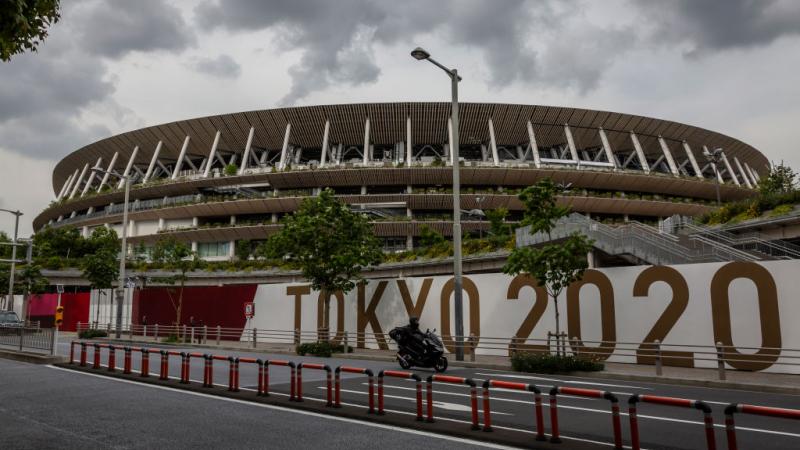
(411, 47), (466, 361)
(473, 196), (486, 240)
(91, 167), (131, 338)
(702, 148), (723, 205)
(1, 208), (23, 311)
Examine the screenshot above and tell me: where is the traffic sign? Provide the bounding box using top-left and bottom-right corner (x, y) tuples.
(244, 302), (254, 319)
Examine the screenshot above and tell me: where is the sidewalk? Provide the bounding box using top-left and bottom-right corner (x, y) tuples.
(78, 333), (800, 395)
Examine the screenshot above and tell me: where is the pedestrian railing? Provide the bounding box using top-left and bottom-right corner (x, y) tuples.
(77, 322), (800, 376)
(0, 325), (56, 353)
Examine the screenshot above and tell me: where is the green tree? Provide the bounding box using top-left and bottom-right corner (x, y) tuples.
(485, 207), (512, 247)
(151, 237), (200, 328)
(265, 189), (382, 337)
(503, 179), (594, 353)
(33, 225), (86, 261)
(0, 0), (60, 61)
(80, 227), (120, 292)
(0, 231), (11, 260)
(17, 263), (48, 321)
(235, 240), (252, 261)
(759, 162), (797, 196)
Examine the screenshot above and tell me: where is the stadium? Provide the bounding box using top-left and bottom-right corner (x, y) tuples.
(34, 102), (766, 259)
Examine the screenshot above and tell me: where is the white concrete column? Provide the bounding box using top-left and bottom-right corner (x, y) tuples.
(279, 123), (291, 170)
(203, 131), (221, 178)
(69, 163), (90, 199)
(56, 173), (72, 200)
(191, 242), (198, 253)
(320, 120), (330, 167)
(564, 124), (580, 164)
(406, 116), (412, 167)
(682, 141), (703, 179)
(172, 136), (191, 180)
(362, 117), (370, 164)
(488, 118), (500, 166)
(81, 157), (104, 196)
(526, 121), (541, 168)
(128, 219), (135, 237)
(238, 127), (255, 175)
(448, 118), (455, 164)
(117, 146), (139, 189)
(657, 137), (679, 176)
(598, 128), (617, 169)
(744, 162), (759, 184)
(143, 141), (163, 183)
(733, 156), (753, 188)
(629, 132), (650, 173)
(720, 151), (739, 186)
(58, 171), (77, 200)
(158, 217), (165, 231)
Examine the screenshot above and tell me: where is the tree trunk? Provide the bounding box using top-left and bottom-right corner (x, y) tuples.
(320, 288), (330, 342)
(176, 280), (185, 340)
(553, 295), (561, 357)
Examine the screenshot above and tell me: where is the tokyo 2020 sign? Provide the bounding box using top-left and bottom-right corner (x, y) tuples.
(248, 260), (800, 374)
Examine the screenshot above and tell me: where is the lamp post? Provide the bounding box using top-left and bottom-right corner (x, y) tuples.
(91, 168), (130, 338)
(703, 148), (723, 205)
(1, 208), (23, 311)
(411, 47), (466, 361)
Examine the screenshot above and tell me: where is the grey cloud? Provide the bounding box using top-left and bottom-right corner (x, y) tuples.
(0, 40), (114, 160)
(632, 0), (800, 56)
(73, 0), (196, 59)
(189, 54), (242, 78)
(195, 0), (604, 103)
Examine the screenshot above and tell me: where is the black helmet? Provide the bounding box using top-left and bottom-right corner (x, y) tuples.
(409, 316), (420, 330)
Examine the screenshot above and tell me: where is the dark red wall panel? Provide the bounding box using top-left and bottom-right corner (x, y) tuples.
(134, 285), (258, 330)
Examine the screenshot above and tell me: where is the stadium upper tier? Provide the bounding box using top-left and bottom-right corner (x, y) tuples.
(35, 103), (767, 253)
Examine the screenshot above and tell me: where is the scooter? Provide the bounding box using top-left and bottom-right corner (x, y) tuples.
(389, 326), (448, 372)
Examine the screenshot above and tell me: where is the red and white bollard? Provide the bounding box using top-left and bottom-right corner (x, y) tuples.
(228, 357), (240, 392)
(123, 347), (132, 374)
(160, 350), (169, 380)
(107, 344), (116, 372)
(140, 348), (149, 377)
(79, 342), (87, 366)
(93, 343), (101, 369)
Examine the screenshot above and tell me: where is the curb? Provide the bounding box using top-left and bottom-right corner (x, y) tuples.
(87, 338), (800, 396)
(0, 348), (67, 365)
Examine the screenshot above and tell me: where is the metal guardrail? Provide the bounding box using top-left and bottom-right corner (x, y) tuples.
(78, 323), (800, 377)
(0, 326), (56, 353)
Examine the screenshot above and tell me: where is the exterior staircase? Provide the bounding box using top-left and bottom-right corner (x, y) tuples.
(516, 213), (767, 266)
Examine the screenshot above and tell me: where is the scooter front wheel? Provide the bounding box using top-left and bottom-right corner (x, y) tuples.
(434, 357), (448, 373)
(397, 355), (411, 370)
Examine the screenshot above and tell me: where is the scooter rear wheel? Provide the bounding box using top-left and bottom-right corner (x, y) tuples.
(434, 357), (448, 373)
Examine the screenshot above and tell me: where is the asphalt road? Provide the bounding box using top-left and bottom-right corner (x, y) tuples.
(0, 358), (507, 450)
(50, 339), (800, 449)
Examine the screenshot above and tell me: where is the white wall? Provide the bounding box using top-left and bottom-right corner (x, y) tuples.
(248, 260), (800, 374)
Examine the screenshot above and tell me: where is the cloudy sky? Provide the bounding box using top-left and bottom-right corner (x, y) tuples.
(1, 0), (799, 236)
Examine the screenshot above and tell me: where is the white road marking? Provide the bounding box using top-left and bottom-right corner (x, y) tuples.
(474, 372), (651, 390)
(331, 387), (511, 415)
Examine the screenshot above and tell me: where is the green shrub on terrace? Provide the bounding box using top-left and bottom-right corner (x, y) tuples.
(511, 352), (604, 374)
(296, 341), (353, 357)
(770, 204), (794, 217)
(79, 329), (108, 339)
